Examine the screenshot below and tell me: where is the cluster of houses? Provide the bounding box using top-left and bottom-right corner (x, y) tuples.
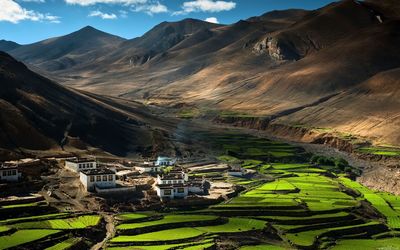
(64, 156), (210, 200)
(155, 167), (210, 200)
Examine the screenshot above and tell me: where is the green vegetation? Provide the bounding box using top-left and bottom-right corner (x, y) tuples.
(340, 177), (400, 229)
(357, 146), (400, 157)
(0, 226), (9, 233)
(12, 215), (101, 229)
(196, 218), (265, 233)
(107, 239), (214, 250)
(0, 202), (44, 209)
(45, 238), (81, 250)
(240, 245), (286, 250)
(115, 213), (149, 221)
(332, 238), (400, 250)
(117, 215), (217, 230)
(110, 228), (204, 242)
(0, 229), (60, 250)
(0, 201), (100, 249)
(0, 213), (68, 224)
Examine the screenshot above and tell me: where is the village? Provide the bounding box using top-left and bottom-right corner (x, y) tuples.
(0, 154), (251, 207)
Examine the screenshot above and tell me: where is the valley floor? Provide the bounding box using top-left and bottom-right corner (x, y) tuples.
(1, 123), (400, 249)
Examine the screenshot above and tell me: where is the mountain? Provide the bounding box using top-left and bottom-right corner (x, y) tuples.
(0, 52), (172, 156)
(9, 26), (126, 72)
(0, 40), (21, 52)
(6, 0), (400, 146)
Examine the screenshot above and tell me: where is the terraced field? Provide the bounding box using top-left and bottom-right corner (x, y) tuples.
(1, 132), (400, 249)
(0, 201), (103, 250)
(105, 132), (400, 249)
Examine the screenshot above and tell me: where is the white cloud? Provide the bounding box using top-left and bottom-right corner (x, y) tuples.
(19, 0), (45, 3)
(119, 10), (128, 18)
(89, 10), (117, 19)
(133, 2), (167, 15)
(0, 0), (60, 23)
(174, 0), (236, 15)
(65, 0), (147, 6)
(65, 0), (167, 15)
(205, 17), (218, 23)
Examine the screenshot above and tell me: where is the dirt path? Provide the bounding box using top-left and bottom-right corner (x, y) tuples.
(91, 213), (115, 250)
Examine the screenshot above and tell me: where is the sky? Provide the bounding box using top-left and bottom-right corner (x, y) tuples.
(0, 0), (337, 44)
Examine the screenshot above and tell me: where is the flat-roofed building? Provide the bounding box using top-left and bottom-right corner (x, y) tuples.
(155, 156), (176, 167)
(155, 168), (189, 200)
(136, 163), (163, 174)
(65, 158), (97, 172)
(80, 168), (116, 192)
(0, 164), (21, 182)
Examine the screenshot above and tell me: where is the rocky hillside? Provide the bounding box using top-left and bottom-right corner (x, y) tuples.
(0, 52), (173, 156)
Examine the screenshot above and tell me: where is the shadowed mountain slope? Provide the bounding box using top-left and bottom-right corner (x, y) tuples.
(0, 52), (172, 156)
(0, 40), (21, 52)
(9, 26), (126, 72)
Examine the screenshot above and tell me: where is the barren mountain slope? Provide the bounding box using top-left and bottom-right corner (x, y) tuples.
(61, 9), (309, 97)
(0, 52), (172, 156)
(9, 26), (126, 72)
(0, 40), (21, 52)
(275, 67), (400, 146)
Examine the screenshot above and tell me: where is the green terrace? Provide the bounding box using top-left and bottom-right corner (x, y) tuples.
(356, 146), (400, 157)
(0, 201), (103, 250)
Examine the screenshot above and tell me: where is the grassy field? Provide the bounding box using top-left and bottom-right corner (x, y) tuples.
(45, 238), (81, 250)
(332, 238), (400, 250)
(357, 146), (400, 156)
(0, 200), (102, 249)
(110, 227), (205, 242)
(12, 215), (101, 229)
(116, 215), (217, 230)
(0, 229), (60, 250)
(115, 213), (150, 221)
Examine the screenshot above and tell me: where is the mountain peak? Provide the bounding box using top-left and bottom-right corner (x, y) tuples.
(77, 25), (103, 34)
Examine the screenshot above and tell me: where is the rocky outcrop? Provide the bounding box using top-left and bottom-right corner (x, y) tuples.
(253, 36), (300, 61)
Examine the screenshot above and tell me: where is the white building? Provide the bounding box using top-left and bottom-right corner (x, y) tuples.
(80, 168), (116, 192)
(136, 163), (163, 174)
(0, 164), (21, 182)
(155, 168), (189, 200)
(155, 157), (176, 167)
(65, 158), (97, 173)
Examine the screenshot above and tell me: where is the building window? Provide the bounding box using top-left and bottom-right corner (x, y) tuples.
(12, 170), (16, 175)
(103, 175), (107, 181)
(164, 189), (172, 195)
(177, 188), (185, 193)
(108, 175), (113, 181)
(2, 171), (6, 176)
(96, 176), (101, 182)
(90, 176), (95, 182)
(90, 163), (93, 168)
(7, 170), (12, 176)
(168, 181), (171, 184)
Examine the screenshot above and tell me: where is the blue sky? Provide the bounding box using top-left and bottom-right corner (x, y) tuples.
(1, 0), (336, 44)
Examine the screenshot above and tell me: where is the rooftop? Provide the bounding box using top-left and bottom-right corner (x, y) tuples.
(0, 164), (18, 170)
(81, 168), (115, 175)
(66, 158), (96, 163)
(159, 173), (185, 180)
(156, 183), (188, 189)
